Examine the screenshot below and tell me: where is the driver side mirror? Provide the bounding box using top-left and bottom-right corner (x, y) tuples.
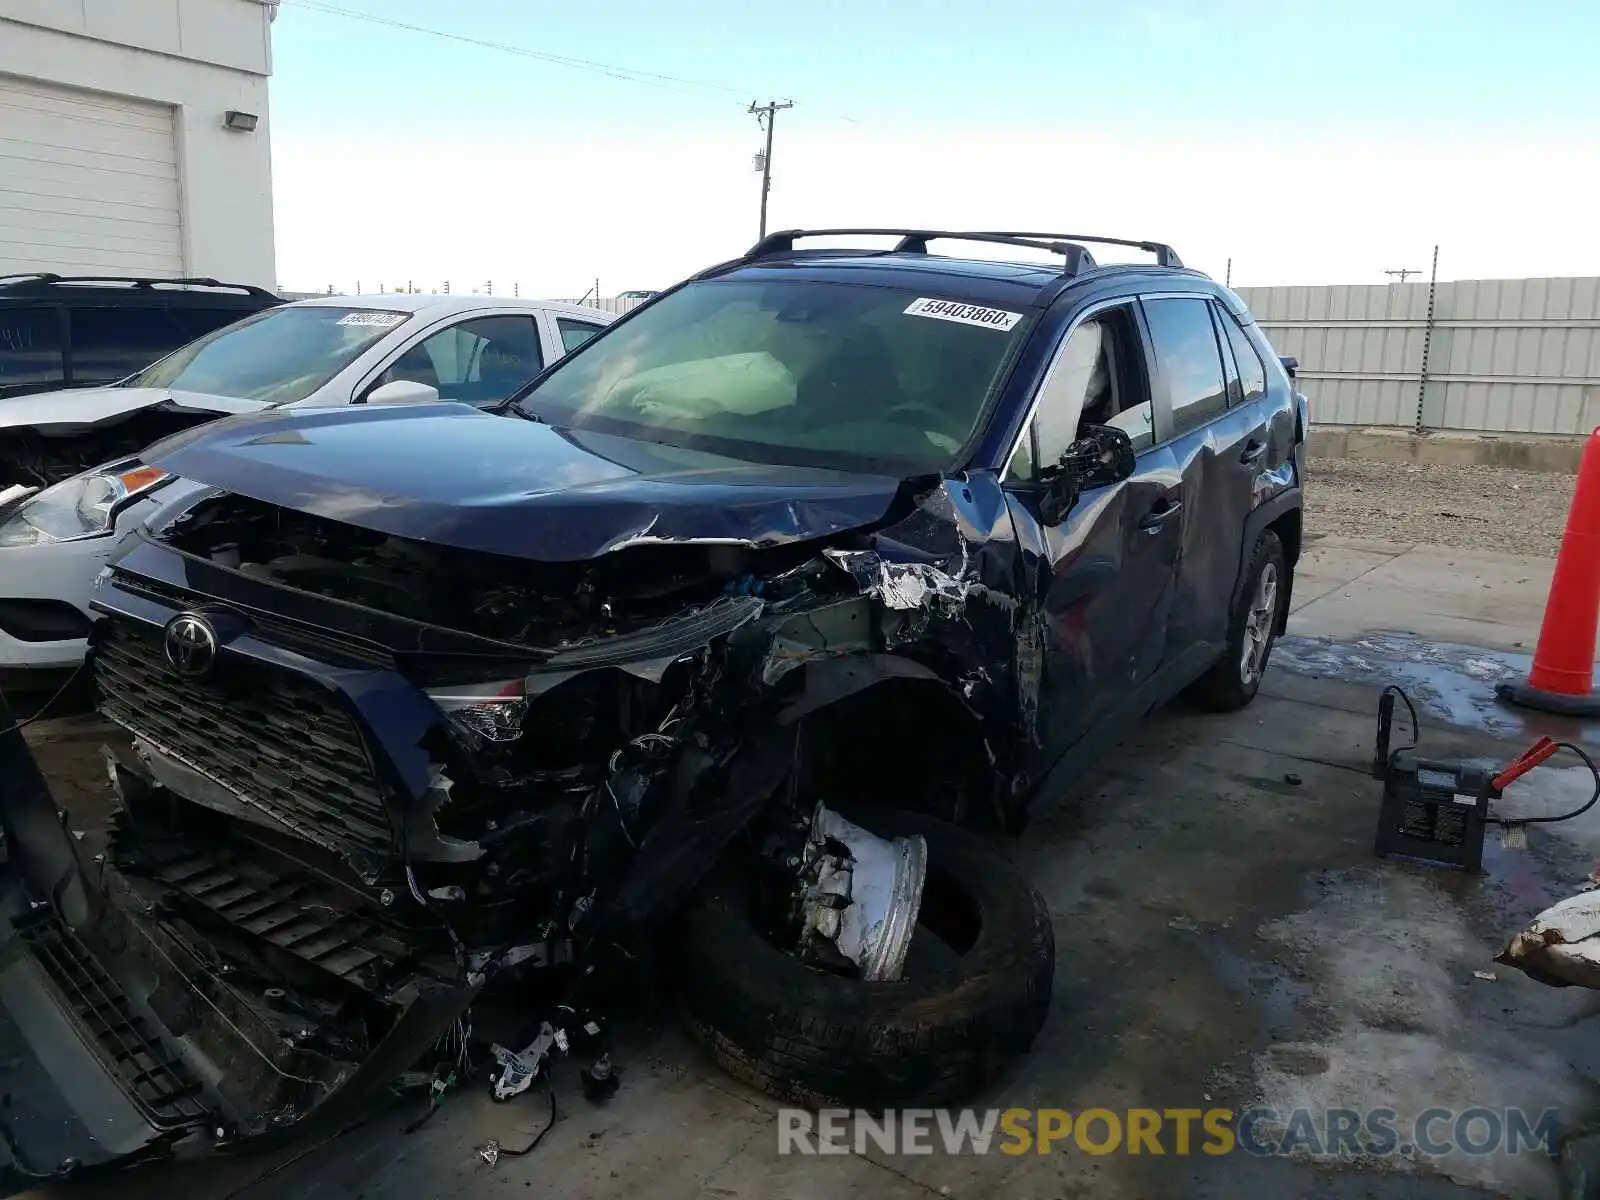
(364, 379), (440, 405)
(1279, 355), (1299, 379)
(1038, 424), (1137, 524)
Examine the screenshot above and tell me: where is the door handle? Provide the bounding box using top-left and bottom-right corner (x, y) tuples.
(1239, 439), (1268, 464)
(1138, 499), (1182, 533)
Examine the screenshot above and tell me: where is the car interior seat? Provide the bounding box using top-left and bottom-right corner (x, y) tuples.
(385, 344), (441, 390)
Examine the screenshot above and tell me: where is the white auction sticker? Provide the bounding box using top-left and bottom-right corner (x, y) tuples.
(337, 311), (408, 327)
(903, 297), (1023, 331)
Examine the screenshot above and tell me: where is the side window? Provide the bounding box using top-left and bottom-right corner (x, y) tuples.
(557, 318), (604, 354)
(378, 315), (543, 406)
(1141, 297), (1228, 434)
(1012, 305), (1152, 485)
(68, 307), (189, 381)
(169, 308), (252, 343)
(0, 307), (64, 390)
(1219, 309), (1267, 404)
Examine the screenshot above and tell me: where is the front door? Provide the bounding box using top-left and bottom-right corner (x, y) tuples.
(1003, 300), (1182, 786)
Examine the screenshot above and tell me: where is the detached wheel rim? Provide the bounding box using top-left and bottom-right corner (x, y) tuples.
(1239, 561), (1279, 686)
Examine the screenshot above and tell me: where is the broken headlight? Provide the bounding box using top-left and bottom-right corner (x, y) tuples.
(426, 678), (529, 743)
(0, 461), (171, 546)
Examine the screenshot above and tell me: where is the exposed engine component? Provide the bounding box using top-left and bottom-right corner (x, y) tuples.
(0, 411), (216, 490)
(161, 492), (834, 649)
(790, 802), (927, 981)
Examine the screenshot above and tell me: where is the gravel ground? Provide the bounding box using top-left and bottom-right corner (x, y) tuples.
(1306, 455), (1575, 557)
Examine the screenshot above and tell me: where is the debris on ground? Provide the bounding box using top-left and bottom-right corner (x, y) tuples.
(1496, 892), (1600, 988)
(580, 1054), (619, 1104)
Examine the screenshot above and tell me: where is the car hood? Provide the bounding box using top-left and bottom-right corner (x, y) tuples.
(142, 402), (911, 561)
(0, 386), (261, 433)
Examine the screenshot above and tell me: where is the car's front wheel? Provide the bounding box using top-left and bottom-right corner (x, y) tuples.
(674, 808), (1054, 1108)
(1189, 528), (1286, 711)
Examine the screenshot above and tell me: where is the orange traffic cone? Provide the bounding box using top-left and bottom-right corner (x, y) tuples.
(1498, 427), (1600, 715)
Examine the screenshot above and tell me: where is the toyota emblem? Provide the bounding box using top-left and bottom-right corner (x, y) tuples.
(163, 612), (218, 677)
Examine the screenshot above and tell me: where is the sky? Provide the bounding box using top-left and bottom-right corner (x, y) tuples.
(265, 0), (1600, 297)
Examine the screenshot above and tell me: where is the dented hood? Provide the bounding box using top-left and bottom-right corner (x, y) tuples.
(0, 385), (261, 433)
(142, 402), (908, 560)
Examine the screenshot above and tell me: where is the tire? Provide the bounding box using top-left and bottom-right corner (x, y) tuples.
(674, 808), (1054, 1108)
(1189, 528), (1286, 712)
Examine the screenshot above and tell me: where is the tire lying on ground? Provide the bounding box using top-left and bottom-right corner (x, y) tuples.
(674, 807), (1054, 1108)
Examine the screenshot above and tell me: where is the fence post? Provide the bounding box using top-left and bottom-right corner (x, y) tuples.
(1414, 244), (1439, 433)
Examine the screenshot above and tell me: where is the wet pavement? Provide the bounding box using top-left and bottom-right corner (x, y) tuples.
(21, 534), (1600, 1200)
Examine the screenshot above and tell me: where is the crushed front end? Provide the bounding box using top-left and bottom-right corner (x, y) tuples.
(0, 465), (1023, 1184)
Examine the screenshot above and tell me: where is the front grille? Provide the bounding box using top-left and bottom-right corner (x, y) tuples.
(17, 909), (206, 1127)
(112, 574), (395, 669)
(93, 619), (394, 873)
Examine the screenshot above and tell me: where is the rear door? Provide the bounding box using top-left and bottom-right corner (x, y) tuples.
(1142, 295), (1271, 668)
(1003, 299), (1182, 776)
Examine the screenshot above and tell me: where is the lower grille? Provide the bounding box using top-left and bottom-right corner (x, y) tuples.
(150, 843), (410, 992)
(17, 910), (206, 1127)
(93, 618), (394, 873)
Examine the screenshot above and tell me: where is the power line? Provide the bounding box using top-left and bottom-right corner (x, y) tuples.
(280, 0), (756, 98)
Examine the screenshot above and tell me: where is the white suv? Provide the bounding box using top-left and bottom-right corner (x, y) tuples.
(0, 293), (615, 683)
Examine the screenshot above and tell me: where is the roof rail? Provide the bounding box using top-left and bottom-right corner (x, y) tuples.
(974, 232), (1183, 269)
(0, 273), (279, 298)
(742, 228), (1183, 275)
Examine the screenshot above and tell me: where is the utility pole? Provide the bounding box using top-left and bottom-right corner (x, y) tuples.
(749, 99), (793, 241)
(1384, 267), (1418, 283)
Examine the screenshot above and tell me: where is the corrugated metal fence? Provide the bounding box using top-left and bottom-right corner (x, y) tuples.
(1234, 277), (1600, 436)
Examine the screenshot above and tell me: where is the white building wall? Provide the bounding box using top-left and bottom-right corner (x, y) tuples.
(0, 0), (276, 286)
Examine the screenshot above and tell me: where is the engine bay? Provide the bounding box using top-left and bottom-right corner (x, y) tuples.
(160, 492), (832, 649)
(0, 409), (217, 491)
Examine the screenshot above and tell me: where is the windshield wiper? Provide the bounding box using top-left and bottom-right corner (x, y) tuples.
(507, 399), (543, 423)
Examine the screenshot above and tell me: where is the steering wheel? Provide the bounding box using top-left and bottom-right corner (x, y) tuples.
(881, 401), (951, 431)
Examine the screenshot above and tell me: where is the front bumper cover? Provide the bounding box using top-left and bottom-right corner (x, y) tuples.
(0, 688), (474, 1193)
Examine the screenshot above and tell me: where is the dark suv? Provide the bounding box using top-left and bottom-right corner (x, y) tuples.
(0, 273), (282, 399)
(0, 231), (1304, 1182)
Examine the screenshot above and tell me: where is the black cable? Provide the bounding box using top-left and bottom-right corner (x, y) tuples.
(494, 1069), (558, 1158)
(0, 661), (88, 737)
(1491, 741), (1600, 826)
(1381, 684), (1419, 753)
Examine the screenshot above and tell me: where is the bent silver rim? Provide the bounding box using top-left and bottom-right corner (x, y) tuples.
(1240, 561), (1279, 687)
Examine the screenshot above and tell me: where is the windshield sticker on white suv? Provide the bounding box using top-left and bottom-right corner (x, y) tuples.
(336, 312), (409, 327)
(903, 297), (1022, 331)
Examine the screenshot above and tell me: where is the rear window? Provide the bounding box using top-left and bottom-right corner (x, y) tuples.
(69, 307), (191, 382)
(0, 307), (64, 391)
(516, 278), (1032, 473)
(168, 308), (256, 342)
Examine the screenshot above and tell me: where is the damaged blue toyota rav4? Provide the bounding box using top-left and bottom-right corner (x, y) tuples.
(0, 230), (1304, 1188)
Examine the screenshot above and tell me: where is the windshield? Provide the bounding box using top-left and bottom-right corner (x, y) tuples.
(513, 278), (1030, 473)
(125, 306), (411, 404)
